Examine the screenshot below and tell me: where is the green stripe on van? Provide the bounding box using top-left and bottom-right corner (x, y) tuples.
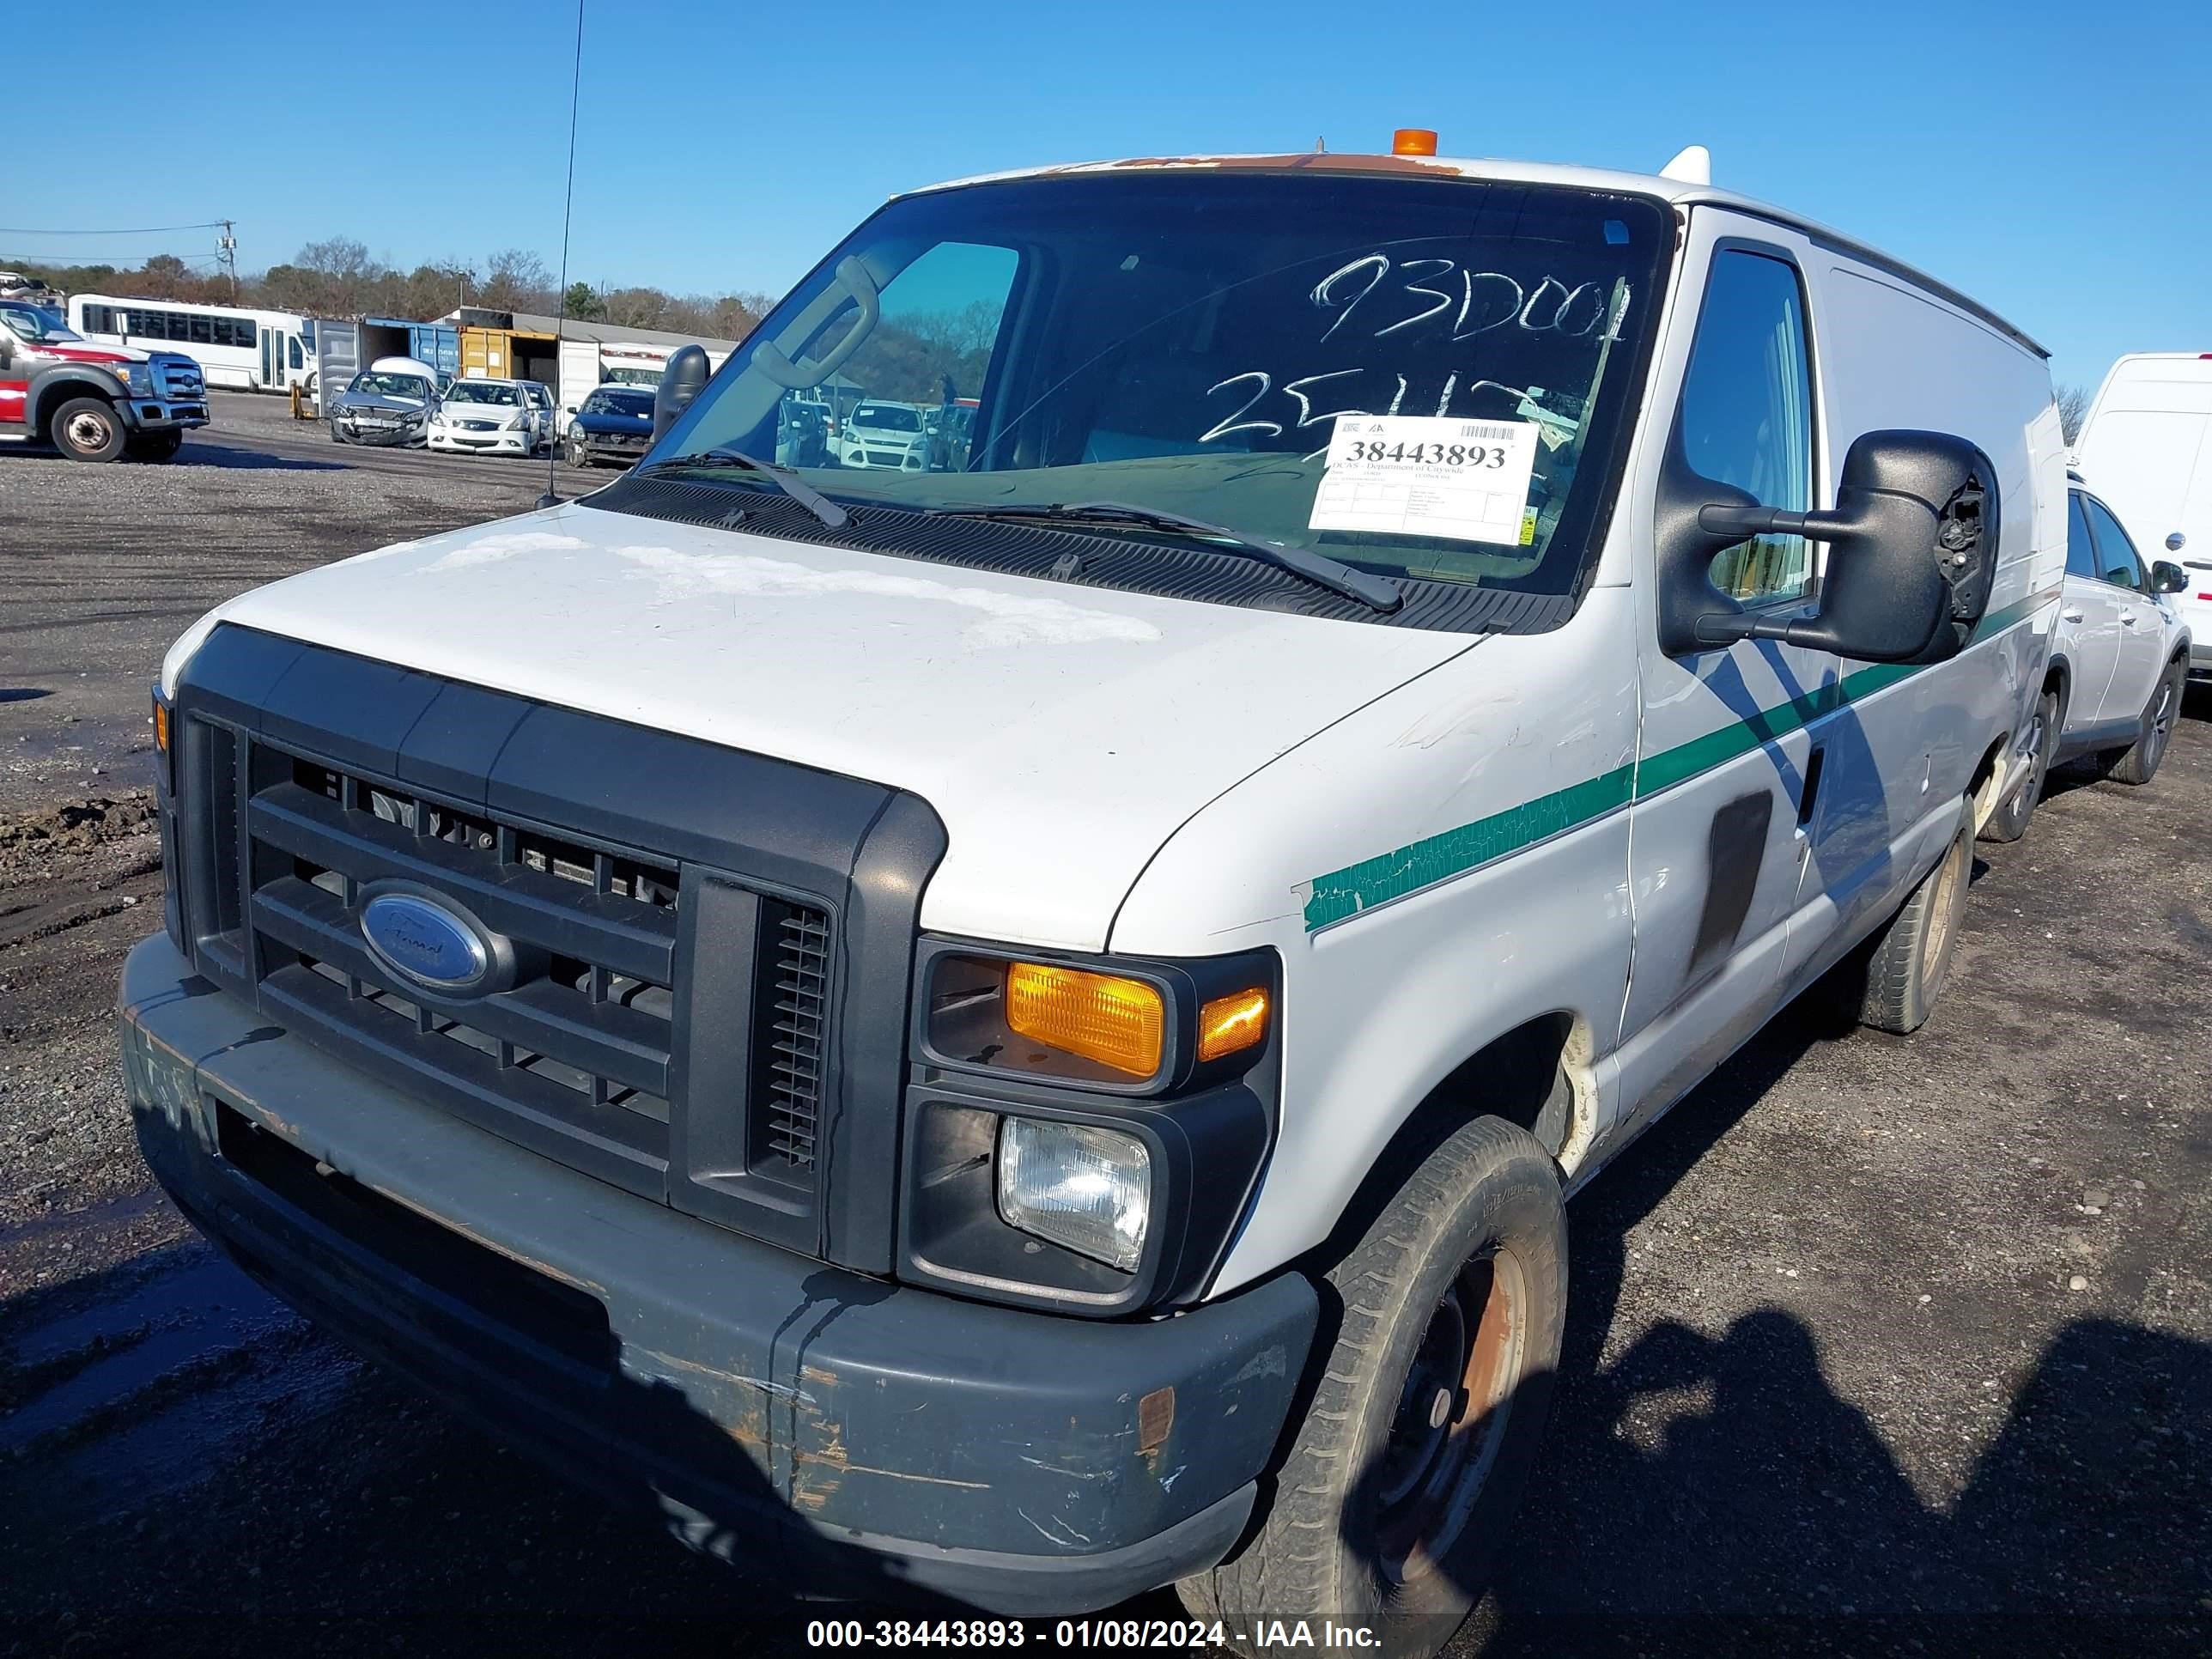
(1301, 586), (2060, 932)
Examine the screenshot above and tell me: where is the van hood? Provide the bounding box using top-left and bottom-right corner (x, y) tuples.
(167, 502), (1473, 951)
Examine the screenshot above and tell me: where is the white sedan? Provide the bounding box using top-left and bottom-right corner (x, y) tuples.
(428, 378), (550, 458)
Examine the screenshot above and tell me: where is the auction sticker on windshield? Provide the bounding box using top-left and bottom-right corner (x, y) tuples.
(1309, 415), (1539, 546)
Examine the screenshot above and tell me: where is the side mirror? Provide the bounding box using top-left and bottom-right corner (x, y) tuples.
(653, 343), (710, 441)
(1656, 428), (2001, 665)
(2151, 559), (2188, 594)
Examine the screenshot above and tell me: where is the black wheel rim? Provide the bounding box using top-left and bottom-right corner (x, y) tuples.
(1372, 1247), (1528, 1583)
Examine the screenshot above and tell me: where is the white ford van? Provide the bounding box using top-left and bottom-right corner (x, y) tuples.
(2075, 351), (2212, 678)
(120, 145), (2063, 1653)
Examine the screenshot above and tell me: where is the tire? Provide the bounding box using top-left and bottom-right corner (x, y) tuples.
(2102, 660), (2185, 786)
(1979, 690), (2058, 843)
(125, 429), (184, 463)
(1179, 1117), (1566, 1657)
(1857, 819), (1972, 1035)
(49, 396), (128, 463)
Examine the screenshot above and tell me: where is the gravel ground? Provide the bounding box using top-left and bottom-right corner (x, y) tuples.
(2, 399), (2208, 1656)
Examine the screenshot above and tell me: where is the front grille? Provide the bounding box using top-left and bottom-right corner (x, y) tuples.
(153, 354), (204, 398)
(251, 753), (683, 1169)
(181, 722), (834, 1209)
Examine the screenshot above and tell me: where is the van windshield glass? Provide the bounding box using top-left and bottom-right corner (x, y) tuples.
(652, 171), (1668, 594)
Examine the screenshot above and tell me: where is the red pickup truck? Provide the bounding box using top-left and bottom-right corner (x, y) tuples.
(0, 297), (209, 461)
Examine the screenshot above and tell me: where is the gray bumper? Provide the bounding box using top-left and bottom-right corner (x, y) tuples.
(119, 398), (210, 431)
(117, 934), (1314, 1613)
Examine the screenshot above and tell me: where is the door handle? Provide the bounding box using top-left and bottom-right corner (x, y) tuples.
(2121, 611), (2140, 626)
(2061, 609), (2084, 623)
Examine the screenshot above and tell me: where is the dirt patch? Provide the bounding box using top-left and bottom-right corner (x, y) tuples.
(0, 793), (157, 873)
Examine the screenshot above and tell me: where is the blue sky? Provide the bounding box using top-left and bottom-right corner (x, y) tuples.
(19, 0), (2209, 389)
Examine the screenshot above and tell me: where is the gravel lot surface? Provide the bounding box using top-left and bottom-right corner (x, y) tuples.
(2, 396), (2207, 1656)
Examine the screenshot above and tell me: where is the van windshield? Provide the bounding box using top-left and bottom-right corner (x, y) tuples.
(652, 170), (1668, 595)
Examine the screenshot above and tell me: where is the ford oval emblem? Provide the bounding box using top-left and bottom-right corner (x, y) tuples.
(360, 891), (492, 993)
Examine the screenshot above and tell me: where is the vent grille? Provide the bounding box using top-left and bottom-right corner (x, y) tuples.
(761, 901), (830, 1169)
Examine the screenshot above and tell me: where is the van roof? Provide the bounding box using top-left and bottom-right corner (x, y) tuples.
(904, 152), (2047, 359)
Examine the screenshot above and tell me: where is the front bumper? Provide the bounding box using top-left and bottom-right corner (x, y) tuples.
(335, 416), (425, 447)
(576, 434), (649, 462)
(429, 427), (532, 454)
(119, 398), (210, 432)
(117, 934), (1315, 1613)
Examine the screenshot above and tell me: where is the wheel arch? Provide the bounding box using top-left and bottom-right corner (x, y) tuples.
(1301, 1010), (1593, 1275)
(33, 370), (126, 434)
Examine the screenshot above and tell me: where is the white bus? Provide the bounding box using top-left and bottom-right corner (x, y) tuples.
(66, 295), (319, 394)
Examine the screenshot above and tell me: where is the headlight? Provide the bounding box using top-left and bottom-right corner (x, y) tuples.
(901, 939), (1279, 1315)
(997, 1117), (1150, 1271)
(121, 364), (154, 396)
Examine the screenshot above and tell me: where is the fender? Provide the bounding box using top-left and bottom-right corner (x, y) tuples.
(17, 362), (137, 435)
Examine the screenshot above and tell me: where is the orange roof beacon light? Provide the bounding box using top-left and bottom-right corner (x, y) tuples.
(1392, 128), (1439, 157)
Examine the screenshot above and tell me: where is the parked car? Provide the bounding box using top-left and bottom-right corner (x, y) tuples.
(0, 299), (207, 463)
(2074, 352), (2212, 681)
(2054, 483), (2190, 774)
(327, 356), (441, 447)
(835, 398), (930, 469)
(428, 377), (550, 458)
(565, 385), (654, 467)
(127, 141), (2064, 1657)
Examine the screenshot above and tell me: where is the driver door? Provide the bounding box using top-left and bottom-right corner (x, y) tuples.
(1616, 217), (1836, 1125)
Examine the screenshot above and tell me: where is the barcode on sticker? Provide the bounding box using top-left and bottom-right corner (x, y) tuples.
(1458, 423), (1519, 441)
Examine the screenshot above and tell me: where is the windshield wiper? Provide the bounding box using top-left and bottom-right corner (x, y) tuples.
(633, 448), (848, 529)
(928, 500), (1401, 613)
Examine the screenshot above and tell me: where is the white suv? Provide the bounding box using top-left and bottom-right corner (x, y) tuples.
(2051, 482), (2190, 782)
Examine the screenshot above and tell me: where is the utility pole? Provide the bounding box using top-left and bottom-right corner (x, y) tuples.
(216, 220), (239, 300)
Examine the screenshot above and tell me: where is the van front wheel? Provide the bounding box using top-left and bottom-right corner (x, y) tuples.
(1857, 820), (1972, 1035)
(1179, 1117), (1565, 1656)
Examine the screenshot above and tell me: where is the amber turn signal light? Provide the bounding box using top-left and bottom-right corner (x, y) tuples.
(1006, 962), (1164, 1078)
(1197, 987), (1270, 1063)
(1392, 128), (1439, 157)
(153, 698), (170, 757)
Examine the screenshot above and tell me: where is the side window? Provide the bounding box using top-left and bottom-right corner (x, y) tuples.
(1678, 249), (1816, 603)
(2081, 497), (2146, 590)
(190, 316), (214, 343)
(237, 319), (257, 348)
(2064, 494), (2100, 580)
(289, 337), (304, 371)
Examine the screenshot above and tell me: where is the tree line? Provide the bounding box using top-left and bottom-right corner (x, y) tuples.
(3, 238), (774, 342)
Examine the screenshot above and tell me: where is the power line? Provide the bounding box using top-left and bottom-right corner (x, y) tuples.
(0, 221), (229, 236)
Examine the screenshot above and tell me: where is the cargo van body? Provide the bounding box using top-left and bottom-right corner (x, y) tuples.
(2075, 352), (2212, 676)
(120, 152), (2062, 1650)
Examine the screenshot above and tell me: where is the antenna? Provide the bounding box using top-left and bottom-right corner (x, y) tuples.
(1659, 145), (1711, 185)
(539, 0), (586, 511)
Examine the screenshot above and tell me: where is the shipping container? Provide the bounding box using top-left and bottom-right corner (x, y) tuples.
(460, 324), (560, 387)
